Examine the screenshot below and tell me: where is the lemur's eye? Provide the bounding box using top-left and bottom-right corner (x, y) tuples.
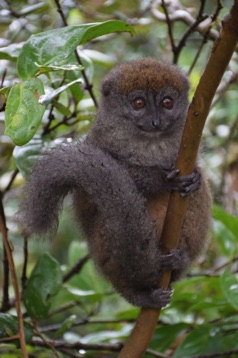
(162, 97), (174, 109)
(132, 97), (146, 110)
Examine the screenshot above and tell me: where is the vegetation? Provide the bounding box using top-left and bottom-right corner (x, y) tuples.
(0, 0), (238, 357)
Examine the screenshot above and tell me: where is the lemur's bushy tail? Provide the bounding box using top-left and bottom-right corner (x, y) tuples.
(19, 141), (175, 307)
(19, 142), (156, 248)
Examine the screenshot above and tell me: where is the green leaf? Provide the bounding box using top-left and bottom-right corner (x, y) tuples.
(17, 20), (135, 80)
(212, 219), (237, 257)
(24, 253), (62, 320)
(67, 241), (110, 297)
(13, 136), (44, 177)
(152, 323), (188, 352)
(212, 205), (238, 257)
(0, 87), (10, 95)
(53, 101), (72, 116)
(0, 43), (23, 62)
(54, 315), (77, 338)
(174, 325), (222, 357)
(0, 313), (33, 346)
(213, 205), (238, 236)
(175, 323), (238, 357)
(4, 78), (45, 146)
(220, 270), (238, 310)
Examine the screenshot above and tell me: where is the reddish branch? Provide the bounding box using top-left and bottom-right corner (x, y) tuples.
(0, 200), (28, 357)
(119, 1), (238, 356)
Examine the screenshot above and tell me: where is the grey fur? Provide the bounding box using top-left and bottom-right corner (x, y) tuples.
(19, 58), (212, 308)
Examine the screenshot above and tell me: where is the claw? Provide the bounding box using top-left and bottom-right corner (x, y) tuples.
(166, 168), (180, 180)
(165, 167), (201, 195)
(160, 248), (190, 272)
(151, 287), (172, 307)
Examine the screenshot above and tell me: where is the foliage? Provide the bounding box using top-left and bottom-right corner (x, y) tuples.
(0, 0), (238, 357)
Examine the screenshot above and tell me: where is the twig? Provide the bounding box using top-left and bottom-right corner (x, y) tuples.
(161, 0), (176, 53)
(21, 234), (29, 292)
(211, 0), (224, 22)
(0, 68), (7, 88)
(0, 194), (10, 311)
(213, 69), (238, 106)
(174, 0), (208, 63)
(32, 337), (123, 352)
(3, 169), (19, 195)
(40, 317), (135, 333)
(42, 110), (85, 135)
(42, 103), (55, 135)
(1, 246), (10, 311)
(54, 0), (98, 107)
(188, 33), (208, 75)
(188, 0), (224, 74)
(63, 253), (90, 282)
(208, 255), (238, 274)
(0, 198), (28, 357)
(33, 324), (61, 357)
(151, 0), (219, 41)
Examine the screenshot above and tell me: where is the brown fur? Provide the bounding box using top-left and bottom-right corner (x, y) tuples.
(104, 58), (187, 95)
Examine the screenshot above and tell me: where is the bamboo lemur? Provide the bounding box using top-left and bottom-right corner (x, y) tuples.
(20, 58), (212, 308)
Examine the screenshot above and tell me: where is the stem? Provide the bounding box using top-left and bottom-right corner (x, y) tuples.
(0, 200), (28, 357)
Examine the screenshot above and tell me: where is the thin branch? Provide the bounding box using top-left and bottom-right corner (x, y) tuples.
(188, 0), (223, 74)
(42, 103), (56, 135)
(1, 246), (10, 311)
(40, 317), (135, 333)
(54, 0), (98, 107)
(33, 325), (61, 358)
(21, 234), (29, 292)
(174, 0), (208, 63)
(3, 169), (19, 195)
(32, 337), (123, 353)
(63, 253), (90, 282)
(151, 0), (219, 41)
(0, 198), (28, 357)
(0, 68), (7, 88)
(47, 302), (83, 318)
(188, 33), (208, 75)
(213, 69), (238, 106)
(54, 0), (68, 26)
(0, 193), (10, 311)
(161, 0), (176, 53)
(208, 255), (238, 274)
(211, 0), (224, 22)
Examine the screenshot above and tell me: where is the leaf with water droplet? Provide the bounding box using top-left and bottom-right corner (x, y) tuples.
(4, 78), (45, 146)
